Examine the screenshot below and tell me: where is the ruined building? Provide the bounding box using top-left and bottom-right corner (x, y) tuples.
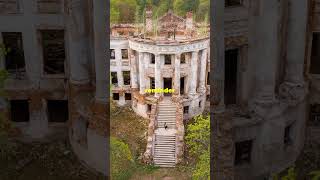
(212, 0), (320, 179)
(111, 10), (210, 167)
(0, 0), (107, 175)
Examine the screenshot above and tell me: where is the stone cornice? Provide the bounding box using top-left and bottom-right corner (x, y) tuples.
(129, 38), (209, 54)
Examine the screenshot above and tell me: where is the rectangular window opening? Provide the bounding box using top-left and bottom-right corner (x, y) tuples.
(113, 93), (119, 100)
(183, 106), (189, 114)
(47, 100), (68, 123)
(164, 55), (172, 65)
(111, 72), (118, 85)
(235, 140), (253, 165)
(125, 93), (131, 100)
(110, 49), (115, 59)
(123, 71), (131, 85)
(10, 100), (29, 122)
(40, 30), (65, 75)
(121, 49), (128, 59)
(2, 32), (26, 75)
(151, 54), (155, 64)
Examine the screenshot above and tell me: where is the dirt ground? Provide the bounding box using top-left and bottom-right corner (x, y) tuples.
(0, 138), (105, 180)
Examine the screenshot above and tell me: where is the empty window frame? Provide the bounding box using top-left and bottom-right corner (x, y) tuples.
(207, 72), (210, 85)
(235, 140), (253, 165)
(183, 106), (189, 114)
(121, 49), (128, 59)
(147, 104), (152, 112)
(199, 101), (202, 108)
(2, 32), (25, 73)
(113, 93), (119, 100)
(151, 54), (155, 64)
(181, 53), (186, 64)
(150, 77), (155, 89)
(123, 71), (131, 85)
(110, 49), (115, 59)
(125, 93), (131, 100)
(47, 100), (68, 123)
(225, 0), (242, 7)
(40, 30), (65, 74)
(310, 33), (320, 74)
(310, 104), (320, 126)
(164, 55), (172, 65)
(111, 72), (118, 85)
(10, 100), (29, 122)
(284, 124), (293, 146)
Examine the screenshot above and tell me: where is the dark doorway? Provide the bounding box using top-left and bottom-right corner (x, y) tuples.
(225, 49), (238, 105)
(47, 100), (68, 123)
(163, 78), (172, 96)
(180, 77), (185, 95)
(10, 100), (29, 122)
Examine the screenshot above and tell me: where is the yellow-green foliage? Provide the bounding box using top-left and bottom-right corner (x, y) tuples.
(185, 114), (210, 180)
(309, 170), (320, 180)
(110, 137), (134, 180)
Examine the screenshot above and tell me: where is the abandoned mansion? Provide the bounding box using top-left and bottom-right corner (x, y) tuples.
(213, 0), (320, 179)
(111, 10), (210, 167)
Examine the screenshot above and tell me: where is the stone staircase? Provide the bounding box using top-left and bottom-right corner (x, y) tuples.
(157, 100), (176, 129)
(153, 99), (177, 167)
(153, 134), (176, 167)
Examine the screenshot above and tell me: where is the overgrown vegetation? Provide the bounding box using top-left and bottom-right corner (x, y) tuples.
(110, 0), (210, 24)
(185, 114), (210, 180)
(110, 101), (160, 179)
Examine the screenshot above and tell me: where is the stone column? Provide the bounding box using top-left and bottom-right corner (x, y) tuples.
(93, 0), (107, 102)
(138, 52), (146, 94)
(67, 0), (90, 84)
(249, 0), (279, 106)
(130, 49), (139, 89)
(284, 0), (308, 84)
(199, 49), (208, 92)
(189, 51), (198, 95)
(174, 53), (181, 95)
(116, 49), (124, 87)
(212, 0), (225, 110)
(155, 54), (161, 97)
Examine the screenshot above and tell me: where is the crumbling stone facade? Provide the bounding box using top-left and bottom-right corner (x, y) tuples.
(213, 0), (312, 179)
(111, 11), (210, 167)
(0, 0), (107, 175)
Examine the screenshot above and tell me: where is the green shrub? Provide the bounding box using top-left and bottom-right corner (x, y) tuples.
(110, 137), (134, 180)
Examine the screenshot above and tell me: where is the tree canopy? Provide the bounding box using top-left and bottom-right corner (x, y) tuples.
(110, 0), (210, 24)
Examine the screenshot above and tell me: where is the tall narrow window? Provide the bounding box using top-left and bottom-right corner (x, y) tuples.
(121, 49), (128, 59)
(181, 53), (186, 64)
(40, 30), (65, 74)
(284, 124), (293, 146)
(150, 77), (155, 89)
(310, 33), (320, 74)
(164, 55), (172, 65)
(2, 32), (25, 74)
(111, 72), (118, 85)
(123, 71), (131, 85)
(110, 49), (115, 59)
(235, 140), (252, 165)
(151, 54), (155, 64)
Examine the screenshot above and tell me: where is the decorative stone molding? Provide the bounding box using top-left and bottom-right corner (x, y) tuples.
(279, 82), (308, 106)
(129, 38), (209, 54)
